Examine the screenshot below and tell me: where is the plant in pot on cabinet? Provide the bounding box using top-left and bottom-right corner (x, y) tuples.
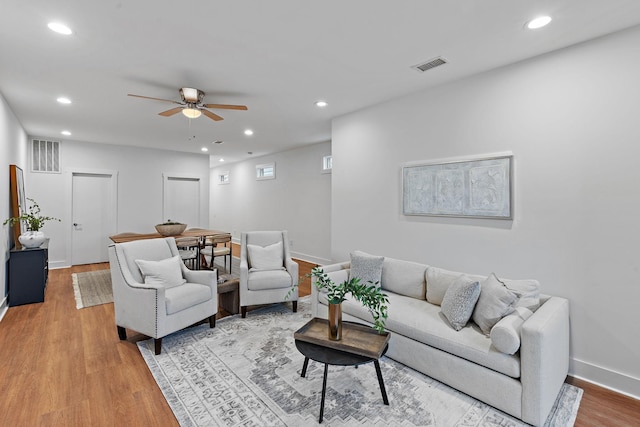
(290, 267), (389, 340)
(3, 198), (61, 248)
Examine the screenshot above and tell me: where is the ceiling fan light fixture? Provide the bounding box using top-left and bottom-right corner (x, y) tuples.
(182, 108), (201, 119)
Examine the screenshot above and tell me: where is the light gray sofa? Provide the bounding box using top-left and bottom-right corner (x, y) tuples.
(311, 255), (570, 426)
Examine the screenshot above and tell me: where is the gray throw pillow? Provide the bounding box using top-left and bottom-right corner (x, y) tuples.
(472, 273), (518, 335)
(349, 251), (384, 286)
(441, 275), (481, 331)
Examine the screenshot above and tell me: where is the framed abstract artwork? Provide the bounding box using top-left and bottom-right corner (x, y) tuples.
(402, 155), (513, 219)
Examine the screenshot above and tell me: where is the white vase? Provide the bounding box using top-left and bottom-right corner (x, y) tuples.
(19, 231), (47, 248)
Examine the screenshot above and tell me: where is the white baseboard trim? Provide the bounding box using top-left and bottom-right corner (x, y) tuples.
(570, 358), (640, 399)
(0, 296), (8, 323)
(49, 261), (70, 269)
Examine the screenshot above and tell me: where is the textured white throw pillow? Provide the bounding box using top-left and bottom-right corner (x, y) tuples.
(247, 241), (283, 270)
(490, 306), (534, 354)
(472, 273), (518, 335)
(441, 275), (481, 331)
(349, 251), (384, 286)
(135, 255), (186, 289)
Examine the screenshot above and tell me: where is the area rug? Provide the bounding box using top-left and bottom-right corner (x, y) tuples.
(137, 297), (582, 427)
(72, 269), (113, 309)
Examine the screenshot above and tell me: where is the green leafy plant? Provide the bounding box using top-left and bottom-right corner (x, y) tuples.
(289, 267), (390, 333)
(3, 198), (60, 232)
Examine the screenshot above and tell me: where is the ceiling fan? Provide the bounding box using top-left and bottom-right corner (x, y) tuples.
(127, 87), (247, 121)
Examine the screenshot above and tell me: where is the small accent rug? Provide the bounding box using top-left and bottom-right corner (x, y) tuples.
(71, 257), (240, 309)
(71, 269), (113, 309)
(137, 297), (582, 426)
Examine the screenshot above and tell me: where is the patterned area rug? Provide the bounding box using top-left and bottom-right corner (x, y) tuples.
(138, 297), (582, 426)
(72, 270), (113, 309)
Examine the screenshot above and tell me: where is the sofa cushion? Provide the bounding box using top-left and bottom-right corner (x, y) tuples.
(472, 273), (518, 335)
(247, 269), (292, 290)
(339, 292), (521, 378)
(165, 282), (212, 315)
(426, 266), (484, 306)
(247, 241), (283, 270)
(135, 255), (186, 289)
(441, 275), (481, 331)
(490, 307), (534, 354)
(349, 251), (384, 286)
(381, 258), (427, 300)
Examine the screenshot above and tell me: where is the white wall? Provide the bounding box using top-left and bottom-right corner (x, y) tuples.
(332, 26), (640, 397)
(27, 139), (210, 267)
(0, 93), (28, 315)
(210, 141), (332, 264)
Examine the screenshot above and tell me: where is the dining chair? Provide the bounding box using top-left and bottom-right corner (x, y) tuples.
(200, 234), (232, 272)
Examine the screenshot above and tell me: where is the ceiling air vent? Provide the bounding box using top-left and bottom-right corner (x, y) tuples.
(412, 57), (448, 73)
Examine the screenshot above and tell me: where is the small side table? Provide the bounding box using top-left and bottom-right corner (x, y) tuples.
(218, 278), (239, 314)
(294, 318), (390, 423)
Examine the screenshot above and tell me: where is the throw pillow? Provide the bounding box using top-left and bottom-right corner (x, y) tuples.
(425, 266), (473, 306)
(472, 273), (518, 335)
(490, 307), (534, 354)
(135, 255), (186, 289)
(247, 241), (283, 270)
(349, 251), (384, 286)
(440, 275), (481, 331)
(503, 278), (541, 311)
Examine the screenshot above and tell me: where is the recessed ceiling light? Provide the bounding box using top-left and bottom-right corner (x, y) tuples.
(315, 100), (328, 108)
(61, 130), (71, 136)
(219, 158), (225, 162)
(57, 97), (71, 104)
(244, 129), (254, 136)
(201, 147), (208, 152)
(526, 16), (552, 30)
(47, 22), (73, 35)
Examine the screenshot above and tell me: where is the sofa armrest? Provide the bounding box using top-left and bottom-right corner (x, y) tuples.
(311, 261), (350, 317)
(520, 296), (570, 426)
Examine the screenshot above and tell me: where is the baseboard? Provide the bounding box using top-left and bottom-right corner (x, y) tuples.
(570, 358), (640, 399)
(290, 251), (332, 266)
(49, 260), (70, 269)
(0, 296), (8, 323)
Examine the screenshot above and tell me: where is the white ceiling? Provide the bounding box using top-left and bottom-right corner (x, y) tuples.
(2, 1), (640, 165)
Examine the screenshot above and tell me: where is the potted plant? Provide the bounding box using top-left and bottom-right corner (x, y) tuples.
(155, 220), (187, 236)
(3, 198), (60, 248)
(290, 267), (389, 340)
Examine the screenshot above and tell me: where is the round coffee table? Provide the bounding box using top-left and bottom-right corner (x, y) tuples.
(294, 320), (390, 423)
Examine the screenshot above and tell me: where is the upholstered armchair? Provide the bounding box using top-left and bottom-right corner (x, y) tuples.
(108, 237), (218, 354)
(240, 230), (298, 317)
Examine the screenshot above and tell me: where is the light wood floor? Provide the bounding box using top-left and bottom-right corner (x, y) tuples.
(1, 261), (638, 426)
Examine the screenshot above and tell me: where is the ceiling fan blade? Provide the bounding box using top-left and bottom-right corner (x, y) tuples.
(201, 109), (224, 121)
(158, 107), (184, 117)
(203, 103), (248, 111)
(128, 94), (182, 104)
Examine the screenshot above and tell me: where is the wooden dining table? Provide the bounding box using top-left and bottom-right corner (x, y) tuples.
(109, 228), (230, 243)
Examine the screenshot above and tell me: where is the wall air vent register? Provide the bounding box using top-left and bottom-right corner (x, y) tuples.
(31, 139), (60, 173)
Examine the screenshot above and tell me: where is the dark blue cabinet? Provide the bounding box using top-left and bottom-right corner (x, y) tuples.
(9, 243), (48, 306)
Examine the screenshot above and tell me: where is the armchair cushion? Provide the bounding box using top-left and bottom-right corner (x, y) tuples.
(247, 241), (283, 270)
(165, 283), (213, 315)
(247, 270), (293, 291)
(135, 255), (186, 289)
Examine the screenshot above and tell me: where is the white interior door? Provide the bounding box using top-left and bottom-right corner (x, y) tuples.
(72, 173), (115, 265)
(163, 175), (200, 226)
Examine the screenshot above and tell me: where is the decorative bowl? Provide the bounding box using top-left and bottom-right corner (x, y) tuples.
(155, 223), (187, 236)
